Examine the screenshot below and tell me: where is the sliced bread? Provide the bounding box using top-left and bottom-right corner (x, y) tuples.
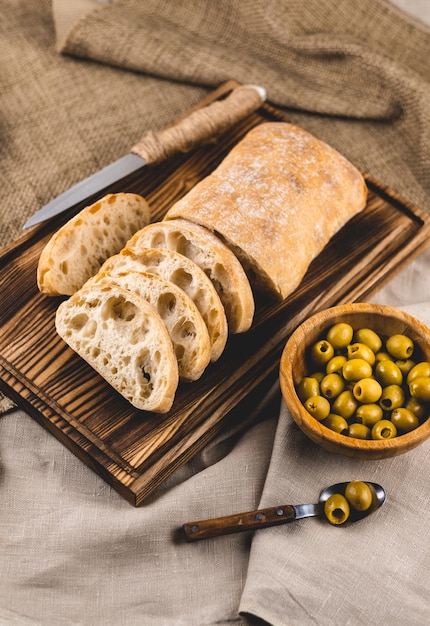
(37, 193), (151, 296)
(164, 122), (367, 300)
(125, 220), (254, 334)
(55, 283), (179, 413)
(87, 269), (211, 381)
(96, 248), (228, 362)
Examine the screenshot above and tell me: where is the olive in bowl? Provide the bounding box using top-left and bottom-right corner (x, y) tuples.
(279, 303), (430, 459)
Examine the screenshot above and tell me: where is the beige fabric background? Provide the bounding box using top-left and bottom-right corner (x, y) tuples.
(1, 1), (430, 624)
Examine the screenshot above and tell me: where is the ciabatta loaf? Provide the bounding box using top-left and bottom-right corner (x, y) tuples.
(37, 193), (151, 296)
(125, 220), (254, 333)
(95, 248), (228, 362)
(165, 122), (368, 300)
(87, 270), (211, 381)
(55, 283), (179, 412)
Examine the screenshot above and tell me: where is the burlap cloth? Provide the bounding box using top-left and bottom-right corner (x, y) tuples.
(1, 1), (430, 624)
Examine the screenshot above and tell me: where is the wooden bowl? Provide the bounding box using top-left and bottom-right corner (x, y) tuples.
(279, 303), (430, 459)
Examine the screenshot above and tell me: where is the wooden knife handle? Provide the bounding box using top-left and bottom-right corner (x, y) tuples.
(132, 84), (266, 165)
(183, 504), (296, 542)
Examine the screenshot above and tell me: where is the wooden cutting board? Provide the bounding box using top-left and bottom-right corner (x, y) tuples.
(1, 81), (430, 506)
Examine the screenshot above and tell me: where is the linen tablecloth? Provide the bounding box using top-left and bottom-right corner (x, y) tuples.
(1, 1), (430, 624)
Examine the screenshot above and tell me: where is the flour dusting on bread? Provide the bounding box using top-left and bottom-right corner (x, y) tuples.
(165, 122), (367, 299)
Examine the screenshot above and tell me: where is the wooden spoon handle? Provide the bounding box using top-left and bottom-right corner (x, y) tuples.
(183, 504), (296, 542)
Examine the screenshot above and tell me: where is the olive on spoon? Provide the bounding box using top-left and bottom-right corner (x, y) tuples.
(183, 481), (386, 542)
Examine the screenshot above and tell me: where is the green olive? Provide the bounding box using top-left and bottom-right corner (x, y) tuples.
(326, 323), (353, 349)
(348, 423), (371, 440)
(409, 376), (430, 402)
(371, 419), (398, 440)
(304, 395), (331, 421)
(332, 390), (358, 420)
(347, 343), (376, 366)
(323, 413), (349, 434)
(405, 397), (428, 421)
(310, 340), (335, 368)
(353, 328), (382, 353)
(342, 358), (373, 382)
(386, 334), (414, 360)
(395, 359), (416, 377)
(297, 376), (320, 402)
(406, 361), (430, 385)
(352, 378), (382, 403)
(324, 493), (350, 525)
(375, 351), (391, 362)
(374, 360), (403, 386)
(355, 403), (384, 427)
(309, 371), (325, 383)
(320, 373), (345, 399)
(390, 408), (420, 433)
(379, 384), (405, 410)
(345, 481), (373, 511)
(326, 355), (347, 374)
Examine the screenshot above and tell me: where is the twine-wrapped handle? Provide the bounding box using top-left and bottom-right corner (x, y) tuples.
(131, 85), (266, 165)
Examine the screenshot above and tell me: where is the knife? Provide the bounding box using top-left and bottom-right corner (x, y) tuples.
(23, 84), (266, 229)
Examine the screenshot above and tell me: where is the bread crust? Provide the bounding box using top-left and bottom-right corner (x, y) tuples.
(37, 193), (151, 295)
(126, 220), (255, 333)
(55, 283), (179, 412)
(165, 122), (368, 300)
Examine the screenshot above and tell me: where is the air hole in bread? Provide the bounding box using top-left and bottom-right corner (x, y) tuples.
(69, 313), (89, 331)
(149, 233), (167, 248)
(82, 319), (97, 338)
(174, 344), (185, 362)
(213, 262), (229, 286)
(170, 268), (193, 291)
(91, 347), (100, 358)
(168, 233), (186, 255)
(137, 350), (154, 395)
(176, 319), (196, 340)
(59, 260), (68, 276)
(157, 292), (177, 318)
(100, 295), (137, 322)
(89, 202), (102, 213)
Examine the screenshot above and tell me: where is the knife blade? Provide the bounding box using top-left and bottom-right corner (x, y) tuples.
(23, 84), (266, 229)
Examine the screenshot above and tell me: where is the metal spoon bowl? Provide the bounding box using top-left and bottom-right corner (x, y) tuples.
(183, 481), (386, 542)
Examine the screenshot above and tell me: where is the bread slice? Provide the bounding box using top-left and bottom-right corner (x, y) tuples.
(87, 269), (211, 381)
(37, 193), (151, 296)
(164, 122), (368, 300)
(55, 283), (179, 412)
(96, 248), (228, 362)
(125, 220), (254, 334)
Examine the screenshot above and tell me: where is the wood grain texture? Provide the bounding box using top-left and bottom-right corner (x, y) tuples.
(1, 81), (430, 505)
